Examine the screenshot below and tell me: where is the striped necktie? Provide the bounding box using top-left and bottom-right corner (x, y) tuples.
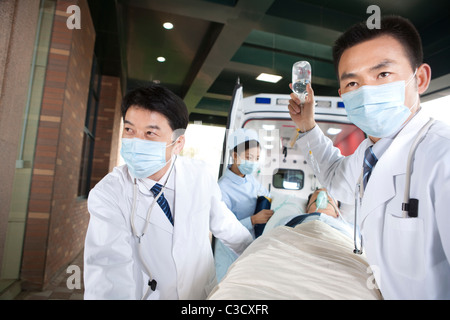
(363, 146), (378, 190)
(150, 183), (174, 225)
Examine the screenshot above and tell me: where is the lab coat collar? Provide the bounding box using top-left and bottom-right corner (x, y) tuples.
(224, 165), (247, 185)
(130, 157), (176, 196)
(378, 108), (429, 176)
(140, 159), (176, 193)
(360, 108), (430, 223)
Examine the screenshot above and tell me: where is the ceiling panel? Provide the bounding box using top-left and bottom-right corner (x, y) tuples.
(89, 0), (450, 125)
(124, 5), (221, 96)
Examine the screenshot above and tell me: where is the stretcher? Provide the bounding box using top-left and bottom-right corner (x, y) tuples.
(208, 220), (382, 300)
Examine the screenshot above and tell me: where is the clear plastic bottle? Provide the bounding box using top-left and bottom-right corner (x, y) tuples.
(291, 61), (320, 175)
(292, 61), (311, 103)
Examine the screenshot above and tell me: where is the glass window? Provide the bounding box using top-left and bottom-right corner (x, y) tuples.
(242, 118), (366, 189)
(78, 131), (93, 196)
(317, 122), (366, 156)
(77, 55), (101, 198)
(243, 118), (365, 157)
(273, 169), (304, 190)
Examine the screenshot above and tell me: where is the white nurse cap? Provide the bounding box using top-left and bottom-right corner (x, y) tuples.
(228, 128), (259, 150)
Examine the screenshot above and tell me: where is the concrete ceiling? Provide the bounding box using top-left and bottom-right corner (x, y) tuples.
(88, 0), (450, 125)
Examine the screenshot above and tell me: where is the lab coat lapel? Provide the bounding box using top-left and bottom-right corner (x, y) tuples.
(135, 175), (174, 234)
(360, 110), (430, 223)
(172, 157), (195, 243)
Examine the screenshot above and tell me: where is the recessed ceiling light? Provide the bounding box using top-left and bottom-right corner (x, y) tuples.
(163, 22), (173, 30)
(256, 73), (283, 83)
(157, 56), (166, 62)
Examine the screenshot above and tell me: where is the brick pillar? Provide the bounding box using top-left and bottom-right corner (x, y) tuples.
(21, 0), (96, 290)
(90, 76), (123, 188)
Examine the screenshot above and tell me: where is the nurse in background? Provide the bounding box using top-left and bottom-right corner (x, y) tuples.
(214, 128), (273, 281)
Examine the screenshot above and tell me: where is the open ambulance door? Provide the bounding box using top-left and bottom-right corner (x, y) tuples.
(219, 80), (244, 178)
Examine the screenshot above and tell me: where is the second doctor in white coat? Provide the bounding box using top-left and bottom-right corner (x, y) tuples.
(84, 84), (252, 300)
(288, 16), (450, 299)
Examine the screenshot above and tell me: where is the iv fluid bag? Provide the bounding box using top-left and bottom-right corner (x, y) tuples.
(292, 61), (311, 102)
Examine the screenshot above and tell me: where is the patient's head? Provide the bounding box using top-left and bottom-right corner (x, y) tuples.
(306, 188), (340, 218)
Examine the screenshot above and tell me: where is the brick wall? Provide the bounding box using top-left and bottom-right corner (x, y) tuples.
(90, 75), (123, 188)
(21, 0), (96, 290)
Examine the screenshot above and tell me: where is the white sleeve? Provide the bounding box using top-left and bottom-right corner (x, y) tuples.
(296, 125), (368, 204)
(84, 182), (139, 300)
(209, 178), (253, 255)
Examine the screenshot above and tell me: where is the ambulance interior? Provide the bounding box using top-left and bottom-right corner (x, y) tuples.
(208, 85), (383, 300)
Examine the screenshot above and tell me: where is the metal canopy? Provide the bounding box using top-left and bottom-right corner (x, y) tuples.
(88, 0), (450, 125)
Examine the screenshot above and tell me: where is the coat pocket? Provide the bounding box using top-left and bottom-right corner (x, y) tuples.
(384, 213), (425, 279)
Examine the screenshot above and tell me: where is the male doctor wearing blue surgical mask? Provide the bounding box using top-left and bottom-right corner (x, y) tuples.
(214, 128), (273, 281)
(288, 16), (450, 299)
(84, 84), (252, 300)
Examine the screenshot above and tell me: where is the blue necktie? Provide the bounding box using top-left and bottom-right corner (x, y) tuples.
(150, 183), (174, 225)
(363, 146), (378, 190)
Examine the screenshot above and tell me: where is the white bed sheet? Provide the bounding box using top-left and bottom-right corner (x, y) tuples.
(208, 220), (382, 300)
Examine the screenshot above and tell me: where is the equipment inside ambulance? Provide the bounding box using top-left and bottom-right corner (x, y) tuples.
(209, 73), (382, 299)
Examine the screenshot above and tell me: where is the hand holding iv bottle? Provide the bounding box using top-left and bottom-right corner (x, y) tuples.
(289, 61), (320, 174)
(292, 61), (311, 103)
(289, 61), (315, 130)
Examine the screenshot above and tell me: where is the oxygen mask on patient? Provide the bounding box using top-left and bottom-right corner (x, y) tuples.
(306, 190), (332, 212)
(307, 190), (342, 219)
(315, 191), (328, 210)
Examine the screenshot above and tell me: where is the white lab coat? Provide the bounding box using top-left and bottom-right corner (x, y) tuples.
(297, 109), (450, 299)
(83, 156), (253, 300)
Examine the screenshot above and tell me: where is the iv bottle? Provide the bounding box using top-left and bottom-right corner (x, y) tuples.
(292, 61), (311, 103)
(292, 60), (320, 175)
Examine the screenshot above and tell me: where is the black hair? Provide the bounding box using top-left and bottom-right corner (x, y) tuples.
(121, 84), (189, 133)
(332, 15), (423, 76)
(233, 140), (260, 155)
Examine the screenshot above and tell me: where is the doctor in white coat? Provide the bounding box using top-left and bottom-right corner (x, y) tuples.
(84, 84), (252, 300)
(288, 16), (450, 299)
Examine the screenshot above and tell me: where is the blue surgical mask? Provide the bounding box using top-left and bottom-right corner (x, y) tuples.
(341, 70), (417, 138)
(237, 155), (259, 175)
(120, 138), (175, 179)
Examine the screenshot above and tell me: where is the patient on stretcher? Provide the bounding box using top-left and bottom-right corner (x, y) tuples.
(275, 188), (354, 240)
(208, 187), (381, 300)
